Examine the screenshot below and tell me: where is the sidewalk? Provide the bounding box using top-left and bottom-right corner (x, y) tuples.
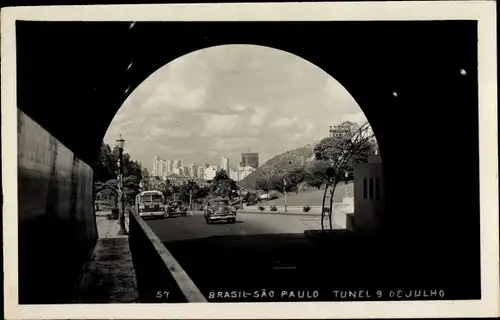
(239, 197), (355, 216)
(72, 213), (138, 303)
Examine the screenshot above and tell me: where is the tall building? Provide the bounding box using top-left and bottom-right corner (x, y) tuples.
(241, 152), (259, 169)
(220, 157), (230, 172)
(173, 159), (183, 169)
(329, 121), (359, 138)
(205, 165), (218, 181)
(197, 166), (206, 180)
(159, 160), (166, 177)
(239, 165), (256, 180)
(166, 159), (173, 175)
(188, 164), (198, 178)
(183, 166), (190, 177)
(229, 168), (239, 181)
(152, 157), (158, 177)
(152, 156), (163, 177)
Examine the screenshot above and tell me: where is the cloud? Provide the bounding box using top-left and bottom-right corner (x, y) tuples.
(142, 84), (208, 112)
(250, 106), (268, 126)
(104, 44), (367, 168)
(341, 112), (367, 124)
(164, 127), (193, 138)
(229, 104), (247, 112)
(201, 114), (243, 137)
(212, 137), (259, 151)
(270, 117), (314, 135)
(270, 116), (300, 128)
(148, 127), (166, 138)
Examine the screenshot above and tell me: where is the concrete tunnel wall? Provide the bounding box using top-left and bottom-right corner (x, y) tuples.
(17, 109), (98, 304)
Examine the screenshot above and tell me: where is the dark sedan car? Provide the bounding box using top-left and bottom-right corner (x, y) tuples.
(165, 201), (188, 217)
(204, 198), (236, 224)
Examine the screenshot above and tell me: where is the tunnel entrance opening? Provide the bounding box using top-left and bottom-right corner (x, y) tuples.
(102, 43), (385, 239)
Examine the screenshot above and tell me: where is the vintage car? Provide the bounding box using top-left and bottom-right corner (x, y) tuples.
(135, 190), (166, 219)
(204, 198), (237, 224)
(165, 200), (188, 218)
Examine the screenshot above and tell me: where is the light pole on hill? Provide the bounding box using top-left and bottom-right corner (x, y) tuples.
(239, 186), (243, 210)
(344, 171), (349, 198)
(189, 188), (193, 210)
(283, 178), (288, 212)
(116, 134), (127, 236)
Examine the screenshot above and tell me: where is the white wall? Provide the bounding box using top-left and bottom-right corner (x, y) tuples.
(353, 159), (385, 235)
(205, 166), (218, 180)
(229, 169), (239, 181)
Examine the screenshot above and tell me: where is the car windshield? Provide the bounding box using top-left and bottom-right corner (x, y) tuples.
(210, 200), (229, 206)
(140, 194), (163, 203)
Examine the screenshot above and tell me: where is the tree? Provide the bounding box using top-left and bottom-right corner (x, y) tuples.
(256, 176), (273, 195)
(125, 157), (143, 180)
(210, 170), (238, 199)
(140, 168), (152, 191)
(151, 181), (172, 200)
(282, 167), (310, 193)
(93, 140), (145, 216)
(306, 160), (332, 190)
(243, 191), (259, 205)
(213, 169), (230, 182)
(94, 142), (118, 183)
(314, 121), (376, 231)
(195, 185), (209, 199)
(94, 175), (140, 207)
(179, 180), (200, 202)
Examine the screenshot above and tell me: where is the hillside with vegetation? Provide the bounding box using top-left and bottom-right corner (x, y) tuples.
(239, 122), (377, 197)
(239, 145), (315, 191)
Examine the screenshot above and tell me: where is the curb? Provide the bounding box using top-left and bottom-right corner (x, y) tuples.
(237, 210), (322, 217)
(129, 209), (207, 302)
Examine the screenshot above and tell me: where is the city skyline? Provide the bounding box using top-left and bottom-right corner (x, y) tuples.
(104, 44), (367, 167)
(150, 153), (257, 181)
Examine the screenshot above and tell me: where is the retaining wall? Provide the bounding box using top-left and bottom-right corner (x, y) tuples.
(17, 110), (98, 303)
(128, 208), (206, 303)
(242, 203), (355, 231)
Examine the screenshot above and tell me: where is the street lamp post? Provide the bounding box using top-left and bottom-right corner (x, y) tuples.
(189, 188), (193, 211)
(116, 134), (127, 236)
(239, 187), (243, 210)
(283, 178), (288, 212)
(344, 171), (349, 198)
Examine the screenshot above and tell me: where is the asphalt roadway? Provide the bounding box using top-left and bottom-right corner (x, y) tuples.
(145, 211), (473, 302)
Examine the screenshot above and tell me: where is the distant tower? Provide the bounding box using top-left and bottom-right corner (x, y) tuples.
(152, 156), (159, 177)
(241, 152), (259, 169)
(220, 157), (230, 172)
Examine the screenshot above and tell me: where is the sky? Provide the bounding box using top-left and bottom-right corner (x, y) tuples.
(104, 44), (367, 170)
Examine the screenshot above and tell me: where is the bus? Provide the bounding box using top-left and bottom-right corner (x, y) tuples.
(135, 190), (166, 219)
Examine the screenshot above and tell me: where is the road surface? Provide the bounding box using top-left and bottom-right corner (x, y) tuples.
(147, 211), (349, 302)
(148, 211), (338, 242)
(145, 211), (468, 302)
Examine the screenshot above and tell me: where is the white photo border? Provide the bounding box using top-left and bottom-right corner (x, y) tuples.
(2, 1), (498, 319)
